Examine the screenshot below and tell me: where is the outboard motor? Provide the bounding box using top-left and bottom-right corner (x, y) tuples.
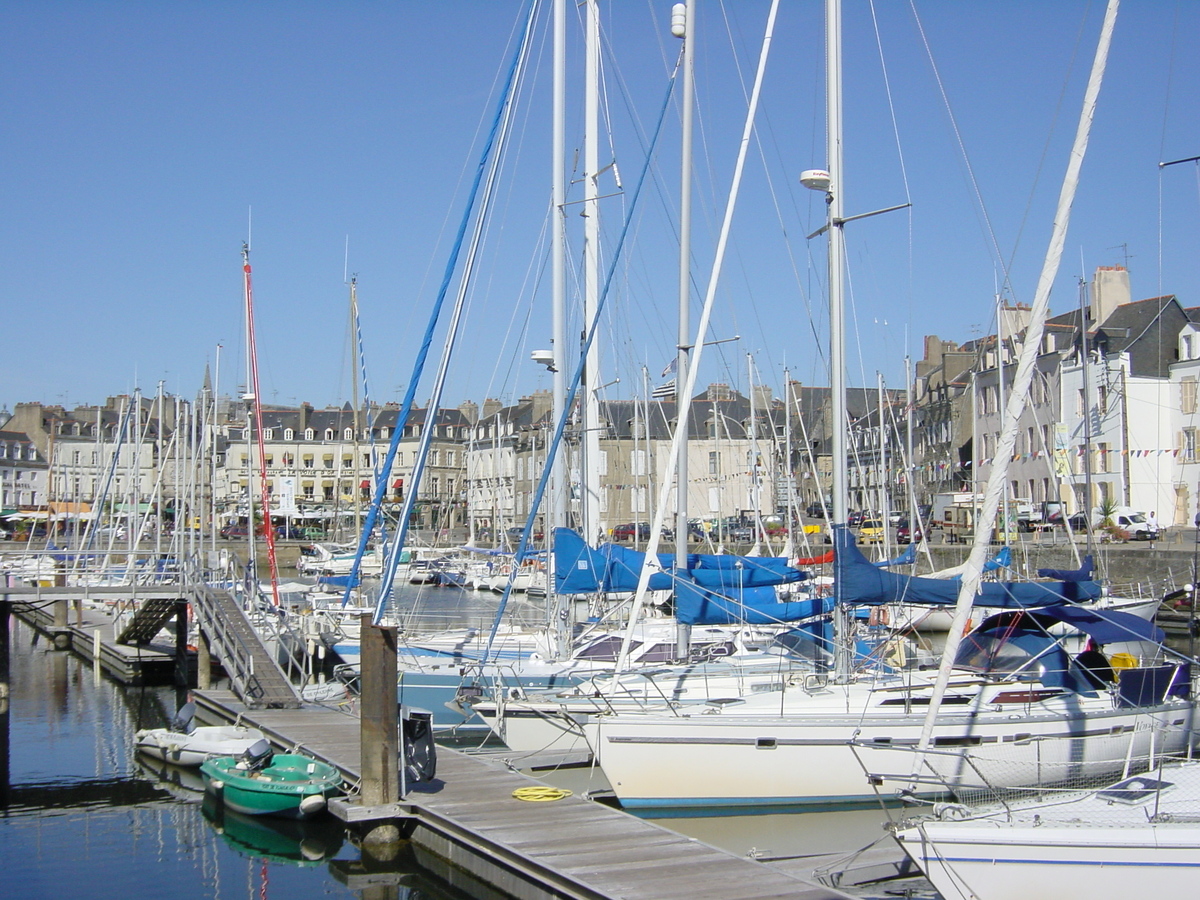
(237, 738), (274, 772)
(401, 706), (437, 785)
(170, 700), (197, 734)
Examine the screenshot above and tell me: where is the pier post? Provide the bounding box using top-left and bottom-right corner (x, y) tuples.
(197, 629), (212, 690)
(360, 615), (398, 804)
(0, 598), (8, 809)
(52, 572), (69, 649)
(174, 598), (189, 688)
(358, 615), (400, 852)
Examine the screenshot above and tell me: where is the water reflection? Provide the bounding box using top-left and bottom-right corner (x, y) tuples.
(0, 615), (496, 900)
(202, 793), (345, 867)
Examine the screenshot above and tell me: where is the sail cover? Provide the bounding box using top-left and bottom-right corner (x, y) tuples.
(553, 528), (819, 625)
(834, 525), (1101, 607)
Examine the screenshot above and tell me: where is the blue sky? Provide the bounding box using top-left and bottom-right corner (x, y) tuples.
(2, 1), (1197, 417)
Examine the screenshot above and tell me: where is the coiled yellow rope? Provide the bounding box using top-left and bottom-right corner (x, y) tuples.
(512, 786), (572, 802)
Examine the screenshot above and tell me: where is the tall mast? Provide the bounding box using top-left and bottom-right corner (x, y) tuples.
(673, 0), (695, 656)
(242, 244), (281, 607)
(825, 0), (853, 680)
(581, 0), (602, 546)
(1079, 275), (1095, 556)
(826, 0), (846, 532)
(350, 276), (362, 540)
(549, 0), (569, 657)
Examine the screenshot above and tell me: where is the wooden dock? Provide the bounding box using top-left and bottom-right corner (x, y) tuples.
(191, 690), (853, 900)
(4, 588), (184, 684)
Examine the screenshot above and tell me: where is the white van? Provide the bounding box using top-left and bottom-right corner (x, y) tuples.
(1093, 507), (1153, 540)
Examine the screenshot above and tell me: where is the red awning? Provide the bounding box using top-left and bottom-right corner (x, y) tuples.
(360, 480), (371, 489)
(392, 479), (403, 488)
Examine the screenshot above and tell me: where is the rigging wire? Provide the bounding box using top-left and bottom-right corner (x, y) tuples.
(907, 1), (1093, 307)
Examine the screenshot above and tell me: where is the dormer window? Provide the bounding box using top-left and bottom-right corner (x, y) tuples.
(284, 428), (294, 441)
(263, 428), (273, 440)
(325, 428), (334, 441)
(305, 428), (314, 440)
(344, 427), (354, 441)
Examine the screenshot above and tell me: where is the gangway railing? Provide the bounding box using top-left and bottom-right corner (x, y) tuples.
(182, 556), (300, 709)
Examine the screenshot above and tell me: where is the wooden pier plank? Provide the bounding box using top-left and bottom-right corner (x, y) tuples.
(191, 689), (854, 900)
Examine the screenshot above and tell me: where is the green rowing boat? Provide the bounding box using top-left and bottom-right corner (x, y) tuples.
(200, 740), (343, 820)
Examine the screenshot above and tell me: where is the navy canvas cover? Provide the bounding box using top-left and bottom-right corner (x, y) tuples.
(833, 524), (1102, 607)
(675, 581), (830, 625)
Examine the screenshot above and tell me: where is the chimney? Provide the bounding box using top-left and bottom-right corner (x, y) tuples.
(705, 383), (732, 401)
(458, 400), (479, 424)
(298, 402), (313, 431)
(1090, 266), (1130, 327)
(752, 384), (773, 411)
(482, 398), (504, 419)
(529, 389), (553, 423)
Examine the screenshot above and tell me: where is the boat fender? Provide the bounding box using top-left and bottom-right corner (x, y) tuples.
(298, 794), (327, 817)
(209, 779), (225, 792)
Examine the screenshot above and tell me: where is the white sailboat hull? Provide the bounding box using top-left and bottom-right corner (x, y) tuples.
(894, 760), (1200, 900)
(899, 822), (1200, 900)
(584, 689), (1196, 812)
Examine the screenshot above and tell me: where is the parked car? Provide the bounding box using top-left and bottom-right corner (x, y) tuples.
(612, 523), (671, 542)
(505, 525), (544, 542)
(1065, 512), (1090, 531)
(220, 523), (269, 539)
(896, 519), (923, 544)
(856, 518), (886, 544)
(805, 503), (827, 519)
(847, 510), (866, 528)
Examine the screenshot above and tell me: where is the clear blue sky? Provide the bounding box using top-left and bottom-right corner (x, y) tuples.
(2, 1), (1197, 417)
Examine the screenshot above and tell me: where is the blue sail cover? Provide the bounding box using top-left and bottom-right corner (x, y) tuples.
(675, 582), (832, 625)
(604, 543), (678, 592)
(1036, 555), (1095, 581)
(552, 528), (673, 593)
(833, 524), (1101, 607)
(552, 528), (819, 625)
(874, 542), (918, 568)
(975, 607), (1165, 645)
(553, 527), (609, 593)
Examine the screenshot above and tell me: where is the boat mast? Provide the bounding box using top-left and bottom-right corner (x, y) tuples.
(350, 276), (362, 541)
(211, 343), (221, 558)
(824, 0), (854, 680)
(242, 243), (281, 607)
(549, 0), (569, 658)
(913, 0), (1119, 767)
(580, 0), (603, 548)
(673, 0), (695, 657)
(1079, 275), (1096, 556)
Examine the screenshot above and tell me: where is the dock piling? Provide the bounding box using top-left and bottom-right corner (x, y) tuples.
(358, 616), (402, 852)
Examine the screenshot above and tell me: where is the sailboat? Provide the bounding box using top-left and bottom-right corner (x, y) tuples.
(892, 758), (1200, 900)
(578, 0), (1199, 816)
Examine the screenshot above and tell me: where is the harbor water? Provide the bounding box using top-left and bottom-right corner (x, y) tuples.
(0, 581), (925, 899)
(0, 613), (488, 900)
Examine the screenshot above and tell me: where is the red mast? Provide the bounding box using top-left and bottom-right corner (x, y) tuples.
(243, 243), (281, 607)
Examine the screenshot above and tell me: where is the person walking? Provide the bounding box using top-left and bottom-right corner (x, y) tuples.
(1147, 510), (1159, 542)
